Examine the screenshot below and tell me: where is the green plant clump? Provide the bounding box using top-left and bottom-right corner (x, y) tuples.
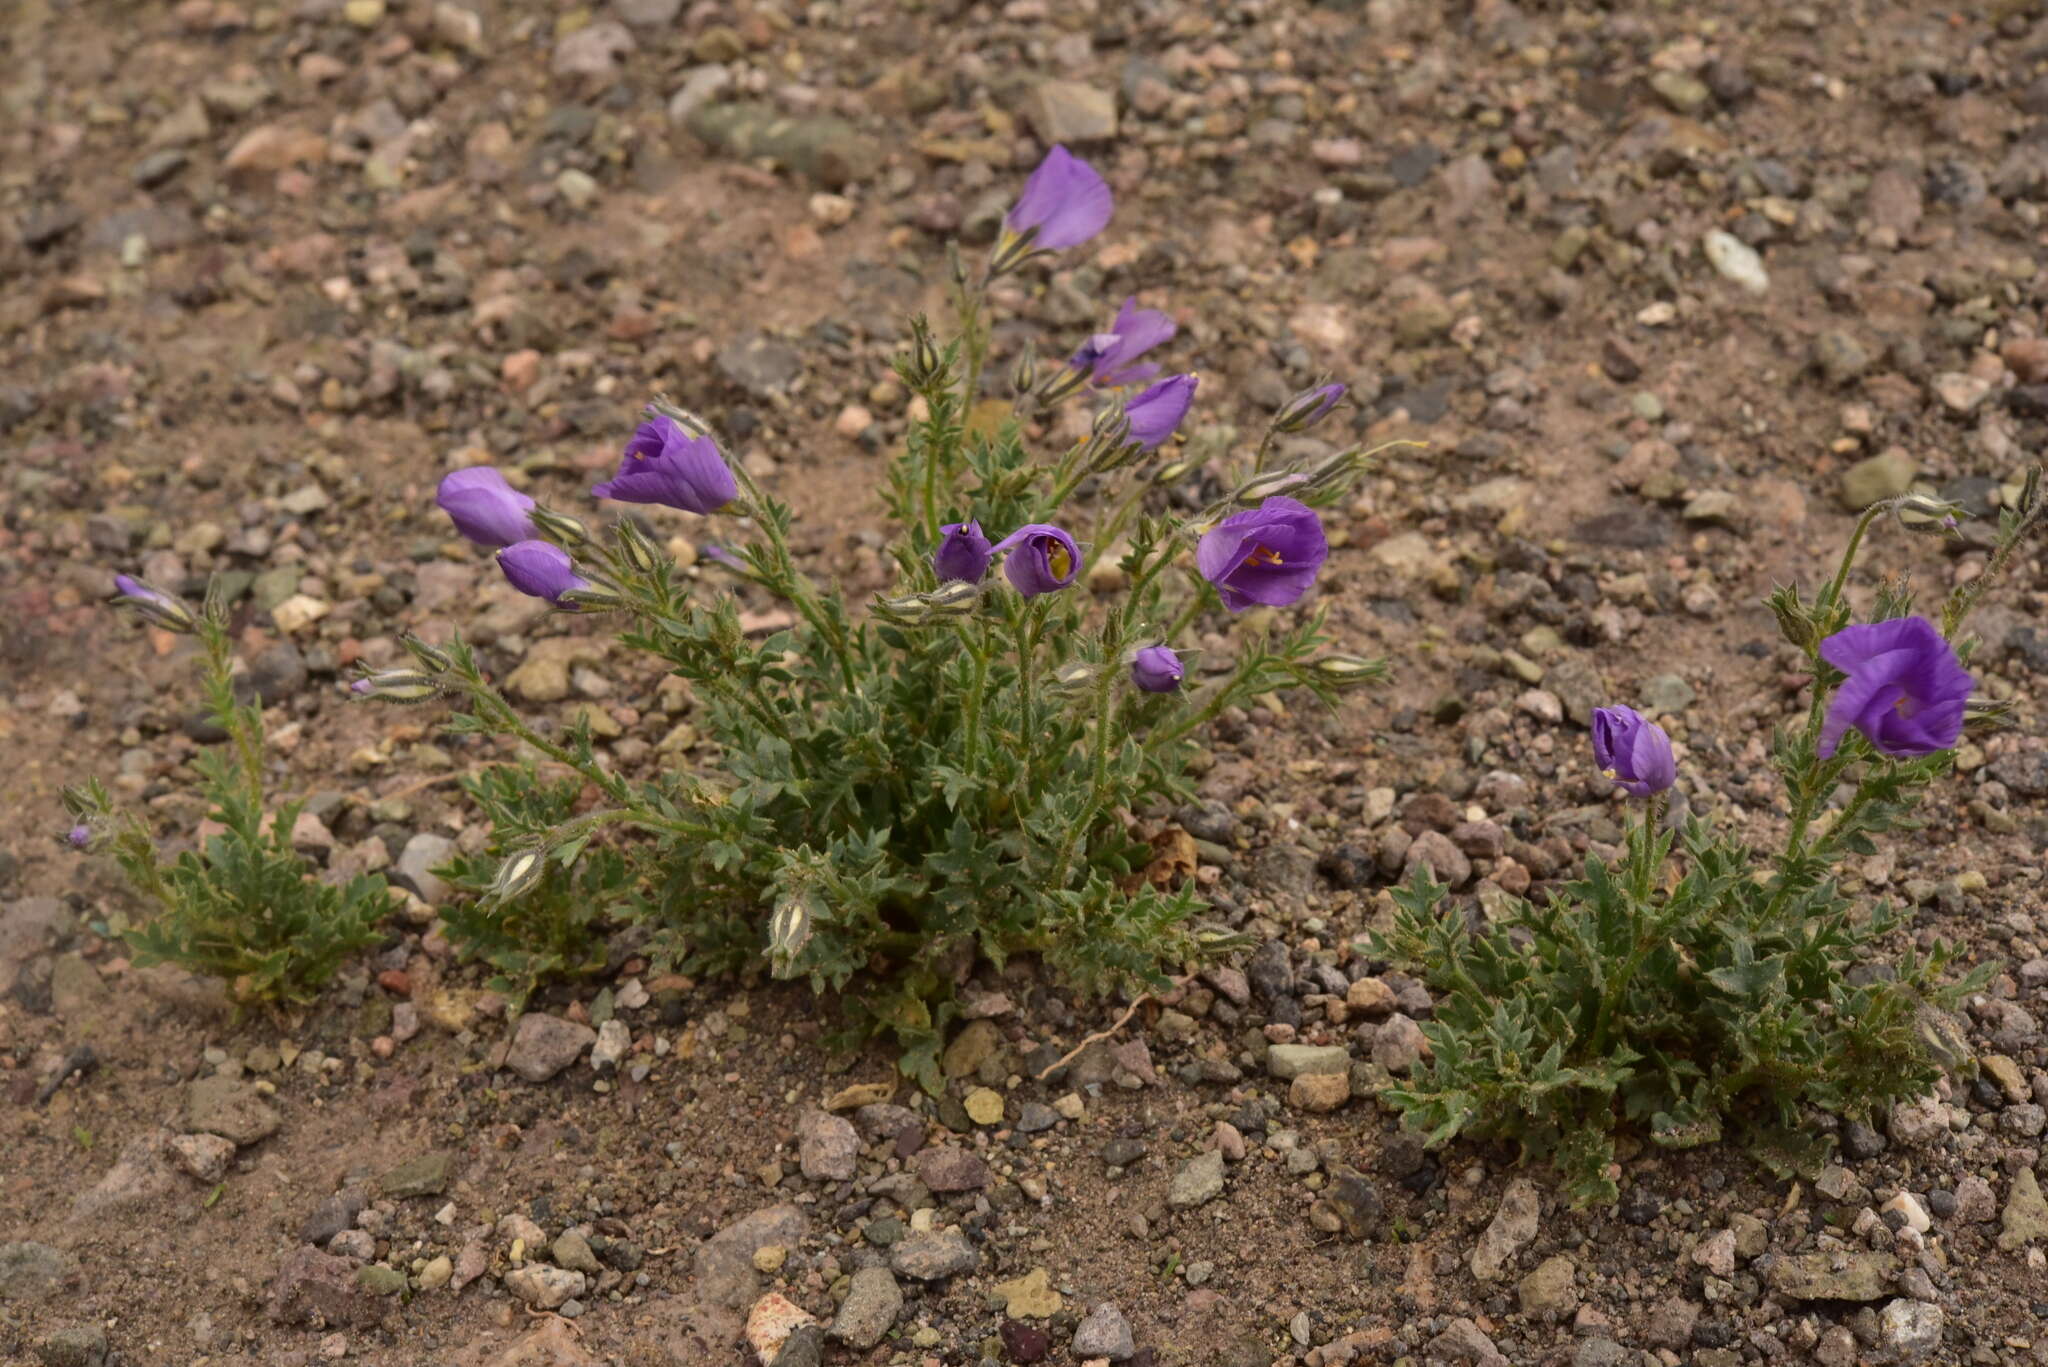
(72, 585), (399, 1007)
(1374, 475), (2042, 1203)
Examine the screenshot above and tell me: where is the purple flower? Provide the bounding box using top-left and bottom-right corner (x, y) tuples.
(1070, 298), (1175, 388)
(1004, 145), (1113, 251)
(1124, 374), (1197, 450)
(112, 574), (197, 633)
(1131, 645), (1184, 693)
(1195, 496), (1328, 612)
(66, 824), (90, 850)
(592, 417), (737, 515)
(989, 524), (1081, 597)
(496, 540), (590, 607)
(703, 545), (747, 571)
(1817, 616), (1973, 759)
(1591, 705), (1677, 797)
(934, 520), (994, 584)
(436, 466), (536, 548)
(1277, 382), (1347, 433)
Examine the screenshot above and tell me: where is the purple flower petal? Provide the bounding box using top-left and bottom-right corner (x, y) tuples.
(1591, 704), (1676, 797)
(1005, 145), (1113, 251)
(989, 523), (1081, 596)
(496, 540), (589, 607)
(592, 417), (737, 515)
(1817, 617), (1971, 758)
(1125, 373), (1198, 450)
(437, 466), (537, 548)
(934, 520), (994, 584)
(1194, 496), (1328, 612)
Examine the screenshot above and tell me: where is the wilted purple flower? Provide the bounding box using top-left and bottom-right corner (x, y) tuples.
(1124, 374), (1198, 450)
(496, 540), (590, 607)
(703, 545), (747, 571)
(1004, 145), (1113, 252)
(1195, 496), (1328, 612)
(1130, 645), (1184, 693)
(1276, 382), (1346, 434)
(1817, 616), (1973, 759)
(989, 524), (1081, 597)
(935, 520), (994, 584)
(592, 417), (737, 515)
(66, 824), (90, 850)
(1591, 705), (1676, 797)
(112, 574), (197, 633)
(436, 467), (536, 548)
(1070, 298), (1175, 388)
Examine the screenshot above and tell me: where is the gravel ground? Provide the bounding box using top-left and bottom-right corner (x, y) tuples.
(4, 0), (2048, 1363)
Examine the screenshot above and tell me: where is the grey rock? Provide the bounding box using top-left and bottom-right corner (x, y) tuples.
(0, 1242), (77, 1302)
(35, 1326), (108, 1367)
(1517, 1254), (1578, 1322)
(552, 1230), (603, 1275)
(1372, 1013), (1429, 1074)
(889, 1229), (977, 1280)
(378, 1150), (453, 1198)
(301, 1188), (368, 1245)
(829, 1265), (901, 1349)
(1999, 1169), (2048, 1250)
(693, 1204), (807, 1309)
(1265, 1043), (1348, 1080)
(1841, 449), (1917, 511)
(550, 19), (635, 84)
(503, 1013), (596, 1082)
(1168, 1149), (1226, 1209)
(1073, 1301), (1136, 1360)
(1027, 80), (1118, 143)
(716, 332), (805, 397)
(393, 831), (454, 904)
(182, 1076), (281, 1146)
(915, 1146), (990, 1192)
(1813, 330), (1872, 386)
(1404, 830), (1471, 887)
(1470, 1179), (1540, 1281)
(1426, 1317), (1509, 1367)
(797, 1108), (859, 1182)
(613, 0), (681, 24)
(503, 1264), (585, 1309)
(1878, 1298), (1943, 1363)
(73, 1128), (180, 1216)
(1765, 1250), (1898, 1301)
(667, 64), (733, 126)
(590, 1018), (630, 1072)
(267, 1246), (385, 1328)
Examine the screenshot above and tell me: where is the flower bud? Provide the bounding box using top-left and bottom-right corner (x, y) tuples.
(1152, 456), (1198, 486)
(1892, 493), (1965, 536)
(919, 580), (983, 618)
(61, 783), (97, 820)
(1047, 660), (1103, 696)
(557, 583), (626, 611)
(348, 668), (444, 704)
(1300, 445), (1368, 494)
(873, 592), (930, 626)
(112, 575), (197, 634)
(488, 847), (548, 904)
(613, 517), (666, 575)
(400, 633), (455, 675)
(1274, 382), (1347, 434)
(1231, 470), (1311, 505)
(1310, 654), (1387, 688)
(527, 505), (591, 551)
(903, 316), (946, 389)
(65, 823), (91, 850)
(1010, 342), (1039, 400)
(767, 895), (814, 975)
(1035, 363), (1091, 406)
(1964, 695), (2015, 727)
(1766, 585), (1817, 653)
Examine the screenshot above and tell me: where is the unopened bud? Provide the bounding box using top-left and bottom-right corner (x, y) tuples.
(557, 583), (625, 611)
(61, 783), (98, 820)
(903, 315), (945, 389)
(1893, 493), (1965, 535)
(1301, 445), (1367, 494)
(1152, 456), (1199, 486)
(1048, 660), (1103, 696)
(400, 633), (455, 674)
(1010, 342), (1039, 399)
(1232, 470), (1312, 505)
(1310, 654), (1387, 687)
(1274, 382), (1347, 434)
(1766, 585), (1818, 653)
(1035, 362), (1091, 406)
(111, 575), (197, 634)
(873, 592), (930, 626)
(920, 581), (982, 619)
(528, 505), (591, 550)
(1964, 695), (2015, 726)
(613, 517), (665, 575)
(347, 669), (443, 704)
(767, 895), (814, 975)
(488, 847), (548, 904)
